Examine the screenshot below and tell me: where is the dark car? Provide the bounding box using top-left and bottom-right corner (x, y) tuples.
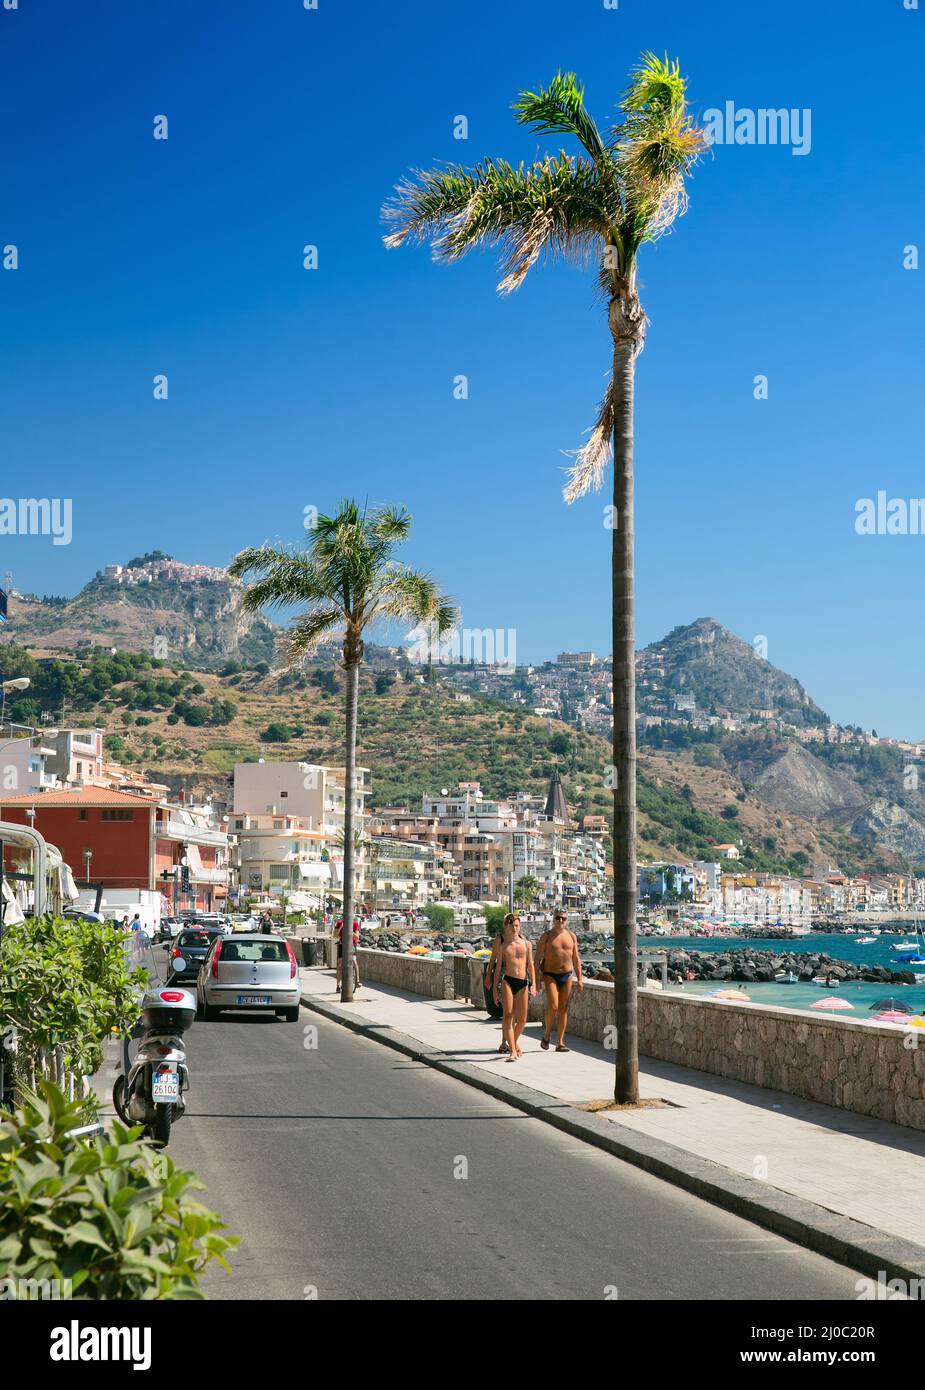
(168, 927), (224, 983)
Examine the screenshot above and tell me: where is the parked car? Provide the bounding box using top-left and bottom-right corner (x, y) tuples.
(168, 927), (224, 984)
(63, 907), (106, 926)
(157, 916), (184, 943)
(187, 912), (232, 936)
(197, 933), (301, 1022)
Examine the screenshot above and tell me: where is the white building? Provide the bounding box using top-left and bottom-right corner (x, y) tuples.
(233, 760), (368, 903)
(0, 734), (58, 795)
(231, 811), (330, 907)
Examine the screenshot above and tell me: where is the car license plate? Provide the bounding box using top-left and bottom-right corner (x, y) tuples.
(152, 1068), (180, 1103)
(237, 994), (271, 1006)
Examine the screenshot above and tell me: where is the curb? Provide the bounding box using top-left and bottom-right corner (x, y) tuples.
(301, 987), (925, 1286)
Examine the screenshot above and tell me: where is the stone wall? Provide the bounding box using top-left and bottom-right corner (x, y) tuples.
(465, 958), (925, 1130)
(356, 948), (446, 999)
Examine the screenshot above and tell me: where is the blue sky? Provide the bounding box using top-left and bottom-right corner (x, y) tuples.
(2, 0), (923, 736)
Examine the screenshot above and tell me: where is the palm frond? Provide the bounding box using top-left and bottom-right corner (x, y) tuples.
(562, 375), (615, 503)
(383, 156), (609, 294)
(287, 607), (344, 662)
(622, 53), (686, 122)
(382, 166), (486, 250)
(514, 72), (608, 165)
(228, 547), (330, 614)
(373, 567), (458, 630)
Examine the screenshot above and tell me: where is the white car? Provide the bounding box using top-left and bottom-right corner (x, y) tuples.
(197, 933), (301, 1022)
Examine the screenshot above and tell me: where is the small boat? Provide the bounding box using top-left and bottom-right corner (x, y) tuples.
(856, 936), (878, 945)
(774, 970), (798, 984)
(891, 921), (925, 960)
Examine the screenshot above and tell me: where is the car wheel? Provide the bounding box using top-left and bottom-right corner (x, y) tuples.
(284, 1006), (300, 1022)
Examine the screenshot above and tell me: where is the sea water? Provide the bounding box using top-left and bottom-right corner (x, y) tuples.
(624, 934), (925, 1017)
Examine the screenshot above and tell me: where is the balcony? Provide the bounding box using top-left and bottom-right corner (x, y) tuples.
(190, 867), (231, 886)
(157, 817), (227, 848)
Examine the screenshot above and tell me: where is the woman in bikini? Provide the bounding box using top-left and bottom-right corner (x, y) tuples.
(492, 912), (535, 1061)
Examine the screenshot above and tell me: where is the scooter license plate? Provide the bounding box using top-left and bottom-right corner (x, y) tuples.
(152, 1067), (180, 1103)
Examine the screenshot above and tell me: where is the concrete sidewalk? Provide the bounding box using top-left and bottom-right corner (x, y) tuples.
(299, 965), (925, 1268)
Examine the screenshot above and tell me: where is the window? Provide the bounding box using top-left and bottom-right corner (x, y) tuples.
(280, 790), (288, 798)
(101, 809), (134, 822)
(78, 809), (88, 821)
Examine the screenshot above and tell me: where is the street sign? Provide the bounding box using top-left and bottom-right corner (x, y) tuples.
(501, 838), (514, 873)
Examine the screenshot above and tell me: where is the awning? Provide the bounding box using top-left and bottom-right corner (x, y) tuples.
(298, 862), (331, 883)
(1, 877), (25, 925)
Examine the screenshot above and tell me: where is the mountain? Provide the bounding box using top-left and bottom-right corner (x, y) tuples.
(739, 743), (867, 820)
(851, 799), (925, 864)
(4, 556), (280, 670)
(637, 618), (828, 726)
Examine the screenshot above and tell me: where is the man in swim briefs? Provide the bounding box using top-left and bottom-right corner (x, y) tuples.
(492, 912), (535, 1061)
(535, 909), (583, 1052)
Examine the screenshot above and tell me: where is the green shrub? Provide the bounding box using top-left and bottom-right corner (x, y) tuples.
(480, 904), (507, 936)
(0, 915), (145, 1084)
(0, 1082), (237, 1299)
(261, 722), (292, 743)
(421, 904), (453, 932)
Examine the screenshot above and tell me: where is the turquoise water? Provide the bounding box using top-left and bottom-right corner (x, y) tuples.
(636, 933), (925, 1017)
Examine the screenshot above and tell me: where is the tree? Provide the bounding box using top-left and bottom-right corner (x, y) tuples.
(513, 874), (539, 910)
(383, 58), (704, 1101)
(260, 721), (292, 743)
(230, 500), (455, 1002)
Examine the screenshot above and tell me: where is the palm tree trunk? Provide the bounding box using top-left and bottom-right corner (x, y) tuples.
(340, 659), (360, 1002)
(611, 290), (642, 1104)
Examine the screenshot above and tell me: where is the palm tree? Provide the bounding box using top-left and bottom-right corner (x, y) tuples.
(230, 500), (456, 1001)
(513, 874), (540, 911)
(382, 56), (703, 1103)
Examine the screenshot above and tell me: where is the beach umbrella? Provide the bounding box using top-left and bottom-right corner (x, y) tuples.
(810, 998), (853, 1011)
(868, 997), (914, 1014)
(871, 1011), (914, 1024)
(708, 989), (752, 1002)
(905, 1016), (925, 1027)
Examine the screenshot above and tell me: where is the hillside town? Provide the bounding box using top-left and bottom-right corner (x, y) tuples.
(0, 723), (608, 920)
(0, 720), (920, 929)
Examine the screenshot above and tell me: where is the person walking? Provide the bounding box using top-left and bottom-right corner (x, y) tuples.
(535, 909), (583, 1052)
(492, 912), (535, 1061)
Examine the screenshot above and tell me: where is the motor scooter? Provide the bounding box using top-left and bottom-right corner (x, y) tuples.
(113, 986), (196, 1147)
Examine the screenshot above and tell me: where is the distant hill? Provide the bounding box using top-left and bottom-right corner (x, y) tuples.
(5, 558), (280, 670)
(638, 618), (828, 726)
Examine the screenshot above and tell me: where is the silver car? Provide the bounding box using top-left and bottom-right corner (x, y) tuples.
(197, 933), (301, 1022)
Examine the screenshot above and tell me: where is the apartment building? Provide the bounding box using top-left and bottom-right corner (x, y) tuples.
(364, 837), (442, 910)
(233, 760), (368, 901)
(230, 811), (330, 906)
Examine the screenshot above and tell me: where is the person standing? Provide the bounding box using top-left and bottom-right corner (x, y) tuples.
(535, 909), (583, 1052)
(492, 912), (535, 1061)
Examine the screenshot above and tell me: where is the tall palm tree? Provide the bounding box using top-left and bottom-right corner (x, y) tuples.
(383, 56), (704, 1101)
(230, 500), (456, 1001)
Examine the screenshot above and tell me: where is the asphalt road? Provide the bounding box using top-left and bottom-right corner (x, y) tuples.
(151, 993), (867, 1301)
